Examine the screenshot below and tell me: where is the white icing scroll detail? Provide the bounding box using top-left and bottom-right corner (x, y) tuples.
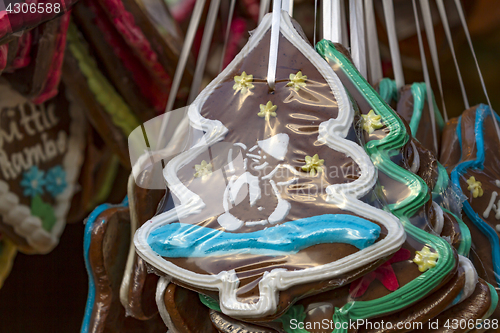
(134, 13), (405, 318)
(230, 172), (261, 207)
(277, 178), (297, 186)
(234, 143), (247, 150)
(247, 153), (261, 159)
(254, 162), (269, 170)
(496, 180), (500, 188)
(431, 201), (444, 235)
(410, 141), (420, 173)
(483, 191), (500, 220)
(257, 134), (289, 161)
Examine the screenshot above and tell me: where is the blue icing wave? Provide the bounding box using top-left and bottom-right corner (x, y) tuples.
(81, 197), (128, 333)
(450, 104), (500, 287)
(148, 214), (381, 258)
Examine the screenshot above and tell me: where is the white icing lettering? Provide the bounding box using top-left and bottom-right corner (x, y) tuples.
(0, 151), (16, 180)
(0, 119), (24, 149)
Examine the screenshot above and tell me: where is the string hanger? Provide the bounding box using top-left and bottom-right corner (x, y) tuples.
(266, 0), (293, 90)
(267, 0), (283, 91)
(364, 0), (382, 85)
(350, 0), (367, 79)
(452, 0), (500, 142)
(411, 0), (438, 154)
(419, 0), (448, 122)
(382, 0), (404, 91)
(435, 0), (469, 111)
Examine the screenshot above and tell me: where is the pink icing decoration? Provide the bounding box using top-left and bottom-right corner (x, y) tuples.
(31, 11), (70, 104)
(349, 248), (411, 298)
(87, 0), (169, 111)
(9, 31), (33, 70)
(97, 0), (171, 85)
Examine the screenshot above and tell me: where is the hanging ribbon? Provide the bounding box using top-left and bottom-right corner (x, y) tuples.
(453, 0), (500, 142)
(267, 0), (282, 90)
(282, 0), (293, 15)
(412, 0), (438, 154)
(435, 0), (468, 110)
(322, 0), (341, 43)
(350, 0), (367, 78)
(364, 0), (383, 85)
(259, 0), (271, 23)
(419, 0), (448, 122)
(382, 0), (404, 90)
(164, 0), (206, 113)
(188, 0), (221, 103)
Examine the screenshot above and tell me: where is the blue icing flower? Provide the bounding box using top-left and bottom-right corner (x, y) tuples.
(20, 166), (46, 197)
(148, 214), (381, 258)
(45, 166), (67, 197)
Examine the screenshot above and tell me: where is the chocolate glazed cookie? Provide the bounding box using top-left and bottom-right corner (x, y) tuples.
(120, 171), (166, 320)
(441, 105), (500, 330)
(82, 202), (166, 333)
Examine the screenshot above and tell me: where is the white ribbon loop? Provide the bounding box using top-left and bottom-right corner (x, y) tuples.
(267, 0), (282, 90)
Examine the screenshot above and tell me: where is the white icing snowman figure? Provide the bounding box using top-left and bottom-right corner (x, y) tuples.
(218, 134), (292, 231)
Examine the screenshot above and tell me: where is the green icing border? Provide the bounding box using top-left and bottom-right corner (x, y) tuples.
(196, 41), (457, 333)
(442, 207), (471, 257)
(309, 40), (455, 333)
(66, 22), (140, 137)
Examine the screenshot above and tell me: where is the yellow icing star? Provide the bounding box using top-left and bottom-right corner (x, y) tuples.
(413, 246), (439, 272)
(286, 71), (307, 91)
(233, 72), (254, 94)
(301, 154), (324, 176)
(258, 101), (277, 121)
(194, 160), (212, 178)
(361, 110), (384, 134)
(466, 176), (483, 198)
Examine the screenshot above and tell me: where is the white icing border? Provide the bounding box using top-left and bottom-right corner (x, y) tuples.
(431, 201), (444, 235)
(410, 141), (420, 173)
(0, 85), (86, 254)
(156, 277), (179, 333)
(120, 174), (139, 314)
(134, 12), (405, 318)
(445, 255), (478, 309)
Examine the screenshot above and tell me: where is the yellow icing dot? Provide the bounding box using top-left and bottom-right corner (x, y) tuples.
(233, 72), (254, 94)
(257, 101), (278, 121)
(361, 110), (384, 134)
(194, 160), (212, 178)
(287, 71), (307, 91)
(301, 154), (324, 176)
(413, 246), (439, 272)
(466, 176), (483, 198)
